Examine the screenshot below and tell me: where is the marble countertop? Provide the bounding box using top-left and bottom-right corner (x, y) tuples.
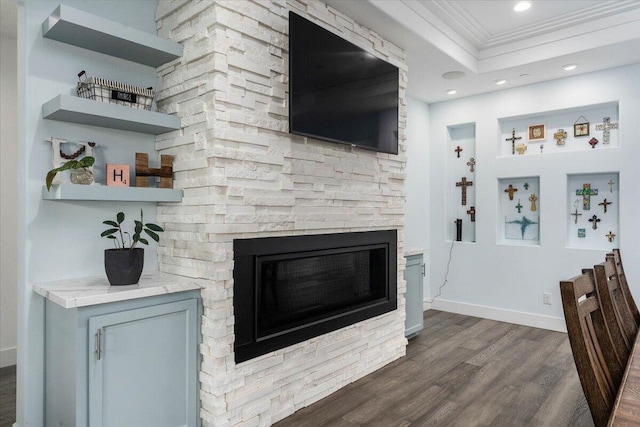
(34, 271), (203, 309)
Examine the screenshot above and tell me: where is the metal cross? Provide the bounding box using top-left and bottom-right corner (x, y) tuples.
(456, 177), (473, 206)
(467, 206), (476, 222)
(571, 208), (582, 224)
(588, 215), (601, 230)
(504, 184), (518, 201)
(523, 182), (529, 190)
(595, 117), (618, 144)
(606, 231), (616, 242)
(506, 129), (522, 155)
(529, 193), (538, 211)
(589, 137), (598, 149)
(576, 183), (598, 210)
(455, 146), (463, 158)
(608, 179), (615, 193)
(599, 198), (612, 214)
(467, 157), (475, 172)
(515, 200), (523, 213)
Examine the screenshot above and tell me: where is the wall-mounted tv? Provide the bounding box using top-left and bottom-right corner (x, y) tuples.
(289, 12), (399, 155)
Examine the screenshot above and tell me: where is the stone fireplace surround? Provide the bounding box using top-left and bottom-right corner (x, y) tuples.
(154, 0), (408, 425)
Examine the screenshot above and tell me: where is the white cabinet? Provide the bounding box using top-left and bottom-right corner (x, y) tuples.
(44, 290), (200, 427)
(404, 253), (424, 338)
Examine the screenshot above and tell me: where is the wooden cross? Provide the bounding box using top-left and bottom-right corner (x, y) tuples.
(606, 231), (616, 242)
(589, 137), (598, 149)
(608, 179), (615, 193)
(515, 200), (523, 213)
(529, 193), (538, 211)
(506, 128), (522, 155)
(467, 206), (476, 222)
(595, 117), (618, 144)
(455, 146), (463, 158)
(589, 215), (601, 230)
(598, 198), (612, 213)
(456, 177), (473, 206)
(516, 143), (527, 155)
(571, 208), (582, 224)
(576, 183), (598, 210)
(467, 157), (475, 172)
(504, 184), (518, 201)
(135, 153), (174, 188)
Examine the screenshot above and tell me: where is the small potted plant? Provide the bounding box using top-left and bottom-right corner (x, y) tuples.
(101, 210), (164, 286)
(45, 156), (95, 191)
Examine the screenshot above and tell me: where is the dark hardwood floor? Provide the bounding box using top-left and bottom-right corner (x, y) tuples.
(0, 311), (591, 427)
(0, 365), (16, 427)
(275, 310), (593, 427)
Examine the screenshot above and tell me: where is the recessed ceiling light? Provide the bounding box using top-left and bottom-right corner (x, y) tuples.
(562, 64), (578, 71)
(446, 89), (457, 95)
(442, 71), (466, 80)
(514, 1), (531, 12)
(494, 79), (507, 85)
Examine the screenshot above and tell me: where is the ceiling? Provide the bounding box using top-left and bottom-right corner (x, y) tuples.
(325, 0), (640, 103)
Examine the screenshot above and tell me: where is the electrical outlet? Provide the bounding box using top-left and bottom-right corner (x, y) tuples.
(543, 292), (552, 305)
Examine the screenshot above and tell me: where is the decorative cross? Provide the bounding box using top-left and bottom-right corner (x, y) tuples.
(540, 144), (544, 153)
(576, 183), (598, 210)
(608, 179), (615, 193)
(523, 182), (529, 190)
(456, 177), (473, 206)
(135, 153), (174, 188)
(506, 216), (538, 239)
(504, 184), (518, 201)
(455, 146), (463, 158)
(467, 157), (475, 172)
(595, 117), (618, 144)
(589, 137), (599, 149)
(516, 143), (527, 155)
(506, 129), (522, 155)
(515, 199), (523, 213)
(588, 215), (601, 230)
(571, 208), (582, 224)
(606, 231), (616, 242)
(467, 206), (476, 222)
(529, 193), (538, 211)
(598, 198), (612, 213)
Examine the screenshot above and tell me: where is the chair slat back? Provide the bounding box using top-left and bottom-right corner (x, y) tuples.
(595, 261), (637, 352)
(607, 249), (640, 326)
(560, 270), (624, 427)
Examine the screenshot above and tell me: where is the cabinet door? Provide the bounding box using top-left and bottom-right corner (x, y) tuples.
(404, 254), (424, 338)
(88, 299), (198, 427)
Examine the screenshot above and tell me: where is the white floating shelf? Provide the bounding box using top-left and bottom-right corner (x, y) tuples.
(42, 184), (183, 202)
(42, 95), (181, 135)
(42, 4), (182, 67)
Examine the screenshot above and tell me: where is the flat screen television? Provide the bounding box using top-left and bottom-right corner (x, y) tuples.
(289, 12), (399, 155)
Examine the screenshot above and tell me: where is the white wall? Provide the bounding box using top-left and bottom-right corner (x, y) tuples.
(17, 1), (160, 425)
(1, 32), (18, 368)
(405, 96), (430, 300)
(407, 64), (640, 330)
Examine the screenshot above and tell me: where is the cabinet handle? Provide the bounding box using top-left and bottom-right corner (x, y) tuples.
(96, 329), (102, 360)
(421, 263), (426, 277)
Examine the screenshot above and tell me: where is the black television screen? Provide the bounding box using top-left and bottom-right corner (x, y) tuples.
(289, 12), (399, 155)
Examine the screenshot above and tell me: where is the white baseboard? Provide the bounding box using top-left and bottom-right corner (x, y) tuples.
(1, 346), (17, 367)
(424, 298), (567, 333)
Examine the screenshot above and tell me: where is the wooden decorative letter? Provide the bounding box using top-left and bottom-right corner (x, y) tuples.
(135, 153), (174, 189)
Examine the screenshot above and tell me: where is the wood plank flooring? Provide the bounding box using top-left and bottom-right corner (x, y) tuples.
(0, 365), (16, 427)
(275, 310), (593, 427)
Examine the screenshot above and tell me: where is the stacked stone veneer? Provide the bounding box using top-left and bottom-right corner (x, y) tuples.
(155, 0), (408, 425)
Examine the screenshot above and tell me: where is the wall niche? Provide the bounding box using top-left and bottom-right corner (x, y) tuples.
(447, 123), (476, 242)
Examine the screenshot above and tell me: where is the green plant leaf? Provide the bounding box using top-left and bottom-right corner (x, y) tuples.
(134, 221), (143, 234)
(145, 223), (164, 232)
(106, 235), (116, 240)
(45, 169), (58, 191)
(116, 212), (125, 224)
(103, 220), (119, 227)
(132, 232), (140, 242)
(78, 156), (95, 168)
(144, 229), (160, 242)
(101, 228), (118, 237)
(138, 237), (149, 245)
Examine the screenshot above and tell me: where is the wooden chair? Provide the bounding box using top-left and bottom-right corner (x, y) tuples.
(594, 260), (638, 356)
(560, 270), (625, 427)
(607, 249), (640, 327)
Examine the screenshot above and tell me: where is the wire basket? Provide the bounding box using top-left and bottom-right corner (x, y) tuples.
(76, 70), (154, 110)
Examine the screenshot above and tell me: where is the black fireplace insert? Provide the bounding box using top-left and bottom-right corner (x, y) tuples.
(233, 230), (397, 363)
